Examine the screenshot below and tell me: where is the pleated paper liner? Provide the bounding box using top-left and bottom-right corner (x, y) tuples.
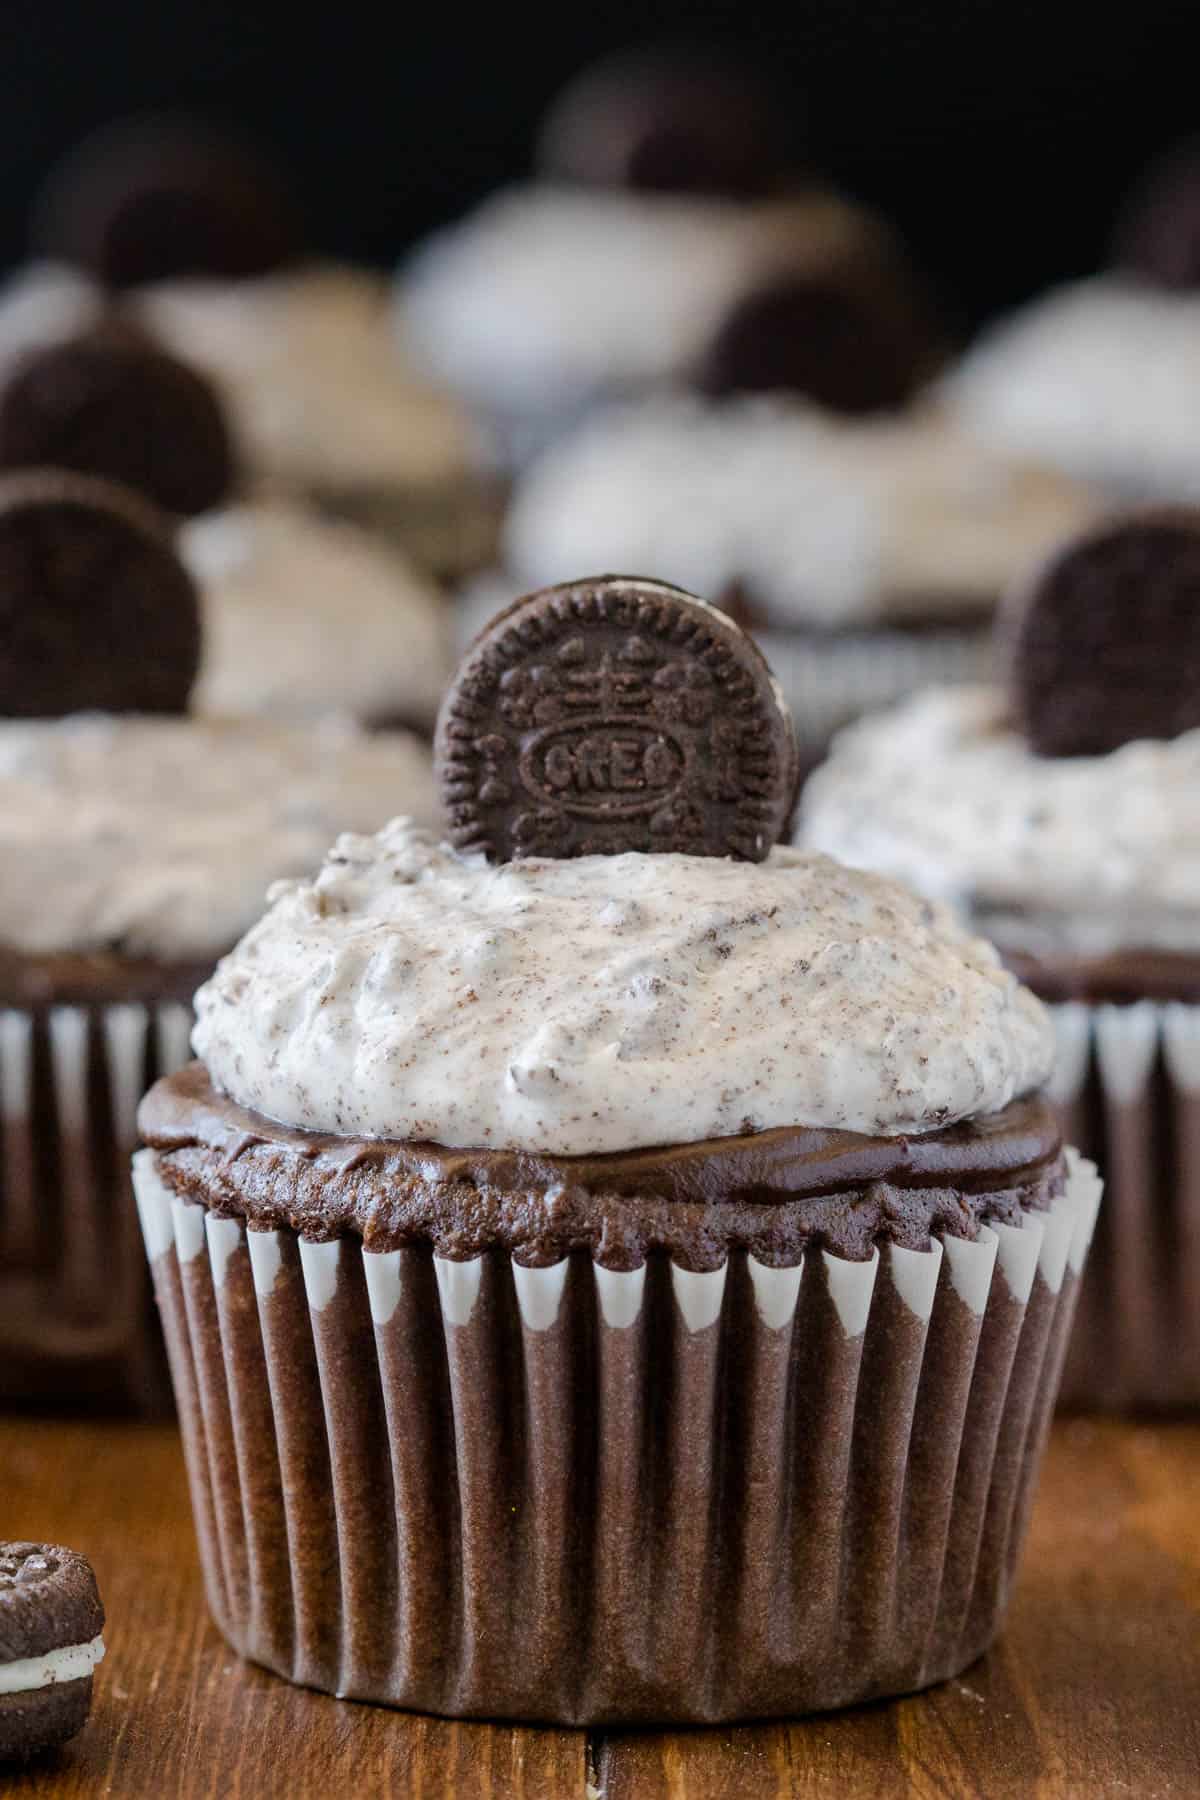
(1049, 1001), (1200, 1411)
(0, 1000), (193, 1411)
(134, 1146), (1099, 1725)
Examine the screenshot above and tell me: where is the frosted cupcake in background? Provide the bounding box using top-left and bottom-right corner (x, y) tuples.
(943, 141), (1200, 503)
(463, 395), (1098, 767)
(136, 576), (1097, 1724)
(0, 471), (439, 1413)
(399, 48), (945, 466)
(8, 116), (499, 578)
(799, 509), (1200, 1411)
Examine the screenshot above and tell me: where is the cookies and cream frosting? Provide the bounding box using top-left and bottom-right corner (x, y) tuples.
(0, 716), (437, 960)
(799, 685), (1200, 958)
(183, 500), (452, 728)
(400, 186), (876, 419)
(944, 277), (1200, 499)
(135, 264), (481, 492)
(193, 819), (1054, 1153)
(503, 396), (1096, 628)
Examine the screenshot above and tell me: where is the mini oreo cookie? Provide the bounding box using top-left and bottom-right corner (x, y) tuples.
(1112, 138), (1200, 292)
(34, 117), (301, 289)
(0, 470), (201, 717)
(537, 50), (790, 199)
(0, 1543), (105, 1763)
(1006, 508), (1200, 758)
(436, 575), (798, 862)
(0, 328), (236, 517)
(697, 263), (939, 414)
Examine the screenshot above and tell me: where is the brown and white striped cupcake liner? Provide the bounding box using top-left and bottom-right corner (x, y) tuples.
(1049, 1001), (1200, 1412)
(133, 1146), (1099, 1724)
(0, 1000), (192, 1412)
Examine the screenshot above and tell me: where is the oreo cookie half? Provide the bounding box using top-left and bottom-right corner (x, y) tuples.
(0, 470), (201, 717)
(697, 263), (941, 415)
(33, 116), (302, 289)
(537, 50), (790, 199)
(0, 1542), (105, 1764)
(0, 328), (236, 517)
(436, 575), (798, 862)
(1006, 508), (1200, 757)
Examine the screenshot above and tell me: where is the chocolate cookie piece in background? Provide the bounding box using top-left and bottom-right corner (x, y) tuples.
(0, 329), (237, 517)
(0, 469), (201, 716)
(1111, 137), (1200, 292)
(537, 48), (792, 199)
(1006, 507), (1200, 757)
(0, 1543), (105, 1764)
(697, 258), (946, 415)
(437, 575), (799, 862)
(32, 116), (302, 289)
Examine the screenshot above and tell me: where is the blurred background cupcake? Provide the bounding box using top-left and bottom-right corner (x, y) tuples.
(463, 394), (1098, 771)
(798, 509), (1200, 1412)
(0, 472), (439, 1413)
(0, 117), (500, 580)
(399, 48), (946, 468)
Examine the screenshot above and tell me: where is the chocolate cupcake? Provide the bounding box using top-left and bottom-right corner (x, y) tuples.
(0, 472), (440, 1412)
(398, 55), (942, 468)
(465, 397), (1097, 768)
(135, 578), (1097, 1722)
(799, 511), (1200, 1411)
(182, 499), (453, 734)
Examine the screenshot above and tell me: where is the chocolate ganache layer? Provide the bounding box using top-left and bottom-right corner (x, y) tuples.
(141, 1064), (1064, 1271)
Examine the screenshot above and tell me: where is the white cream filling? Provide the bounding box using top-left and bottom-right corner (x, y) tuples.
(0, 1635), (105, 1695)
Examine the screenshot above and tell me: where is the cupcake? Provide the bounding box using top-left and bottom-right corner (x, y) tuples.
(17, 116), (497, 578)
(799, 509), (1200, 1411)
(0, 470), (439, 1412)
(135, 576), (1098, 1722)
(943, 143), (1200, 504)
(465, 396), (1097, 767)
(182, 500), (453, 734)
(399, 51), (943, 466)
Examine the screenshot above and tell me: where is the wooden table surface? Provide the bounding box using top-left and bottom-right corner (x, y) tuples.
(2, 1415), (1197, 1798)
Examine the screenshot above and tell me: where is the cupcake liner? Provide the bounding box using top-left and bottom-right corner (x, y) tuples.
(133, 1146), (1099, 1725)
(1049, 1001), (1200, 1411)
(0, 1000), (192, 1411)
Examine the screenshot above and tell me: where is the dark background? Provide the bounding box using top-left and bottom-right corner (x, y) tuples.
(3, 0), (1195, 330)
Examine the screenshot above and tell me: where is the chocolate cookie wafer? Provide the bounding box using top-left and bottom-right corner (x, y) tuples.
(0, 329), (236, 517)
(0, 469), (201, 716)
(0, 1543), (105, 1763)
(1006, 507), (1200, 757)
(436, 575), (798, 861)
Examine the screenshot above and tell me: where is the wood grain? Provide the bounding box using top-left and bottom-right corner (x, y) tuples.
(1, 1417), (1197, 1797)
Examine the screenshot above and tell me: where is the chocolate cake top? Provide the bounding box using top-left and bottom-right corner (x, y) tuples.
(191, 815), (1054, 1154)
(0, 1544), (104, 1666)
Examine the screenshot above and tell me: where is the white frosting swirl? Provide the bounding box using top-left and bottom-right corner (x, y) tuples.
(183, 501), (452, 728)
(944, 277), (1200, 500)
(400, 185), (875, 422)
(194, 820), (1053, 1152)
(799, 686), (1200, 958)
(503, 396), (1096, 628)
(0, 717), (437, 961)
(135, 264), (480, 493)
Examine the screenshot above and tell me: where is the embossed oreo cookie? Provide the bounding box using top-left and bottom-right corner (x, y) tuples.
(537, 50), (790, 199)
(0, 470), (201, 717)
(1006, 508), (1200, 757)
(0, 329), (236, 517)
(34, 116), (301, 289)
(0, 1543), (105, 1763)
(436, 576), (798, 862)
(698, 263), (939, 414)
